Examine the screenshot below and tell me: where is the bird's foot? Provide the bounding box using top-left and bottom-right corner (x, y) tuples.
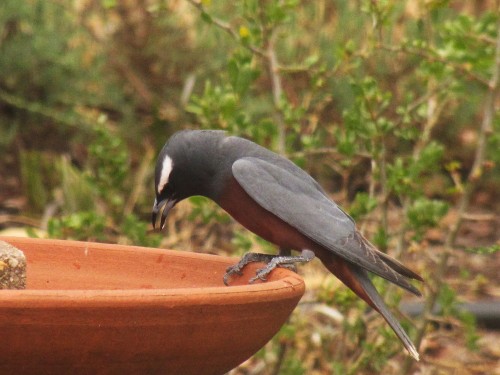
(223, 250), (315, 285)
(223, 252), (276, 286)
(248, 250), (315, 284)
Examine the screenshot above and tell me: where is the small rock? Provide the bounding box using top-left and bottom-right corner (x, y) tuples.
(0, 240), (26, 289)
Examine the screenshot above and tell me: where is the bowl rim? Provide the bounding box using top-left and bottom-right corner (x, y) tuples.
(0, 236), (305, 308)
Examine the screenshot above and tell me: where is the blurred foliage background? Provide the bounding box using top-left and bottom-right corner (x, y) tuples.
(1, 0), (499, 374)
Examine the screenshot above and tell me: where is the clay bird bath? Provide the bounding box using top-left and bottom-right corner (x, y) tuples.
(0, 236), (305, 375)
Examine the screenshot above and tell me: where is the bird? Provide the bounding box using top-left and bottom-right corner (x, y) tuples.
(152, 129), (422, 360)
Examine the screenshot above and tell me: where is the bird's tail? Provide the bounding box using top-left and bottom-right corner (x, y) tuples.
(323, 257), (420, 360)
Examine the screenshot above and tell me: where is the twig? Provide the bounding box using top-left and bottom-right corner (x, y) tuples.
(0, 215), (41, 228)
(109, 51), (154, 107)
(186, 0), (287, 153)
(180, 73), (197, 107)
(271, 340), (288, 375)
(75, 2), (156, 109)
(401, 9), (500, 374)
(288, 147), (371, 160)
(359, 85), (389, 241)
(461, 213), (496, 221)
(186, 0), (265, 57)
(379, 43), (490, 87)
(396, 80), (452, 130)
(0, 89), (94, 131)
(266, 30), (287, 154)
(394, 83), (448, 258)
(122, 143), (155, 217)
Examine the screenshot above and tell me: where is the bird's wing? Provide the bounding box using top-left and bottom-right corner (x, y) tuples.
(232, 157), (420, 294)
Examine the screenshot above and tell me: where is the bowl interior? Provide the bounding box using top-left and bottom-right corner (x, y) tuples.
(1, 236), (293, 290)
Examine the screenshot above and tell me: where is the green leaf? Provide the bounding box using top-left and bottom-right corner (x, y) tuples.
(464, 244), (500, 255)
(348, 192), (378, 221)
(200, 10), (213, 24)
(406, 197), (449, 229)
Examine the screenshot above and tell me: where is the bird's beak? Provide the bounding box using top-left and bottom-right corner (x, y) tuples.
(152, 197), (177, 230)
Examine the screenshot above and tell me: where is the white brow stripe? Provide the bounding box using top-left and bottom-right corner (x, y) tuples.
(157, 156), (173, 193)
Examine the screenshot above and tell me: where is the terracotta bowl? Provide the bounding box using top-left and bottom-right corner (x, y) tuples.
(0, 237), (305, 375)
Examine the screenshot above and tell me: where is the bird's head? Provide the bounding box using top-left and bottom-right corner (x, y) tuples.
(151, 130), (227, 230)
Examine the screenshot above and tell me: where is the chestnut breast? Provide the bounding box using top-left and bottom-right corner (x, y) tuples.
(218, 176), (316, 251)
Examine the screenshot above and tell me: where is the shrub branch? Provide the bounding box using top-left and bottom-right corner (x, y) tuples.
(401, 9), (500, 374)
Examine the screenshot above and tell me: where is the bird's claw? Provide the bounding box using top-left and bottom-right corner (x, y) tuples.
(225, 264), (244, 275)
(248, 267), (272, 284)
(223, 265), (244, 286)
